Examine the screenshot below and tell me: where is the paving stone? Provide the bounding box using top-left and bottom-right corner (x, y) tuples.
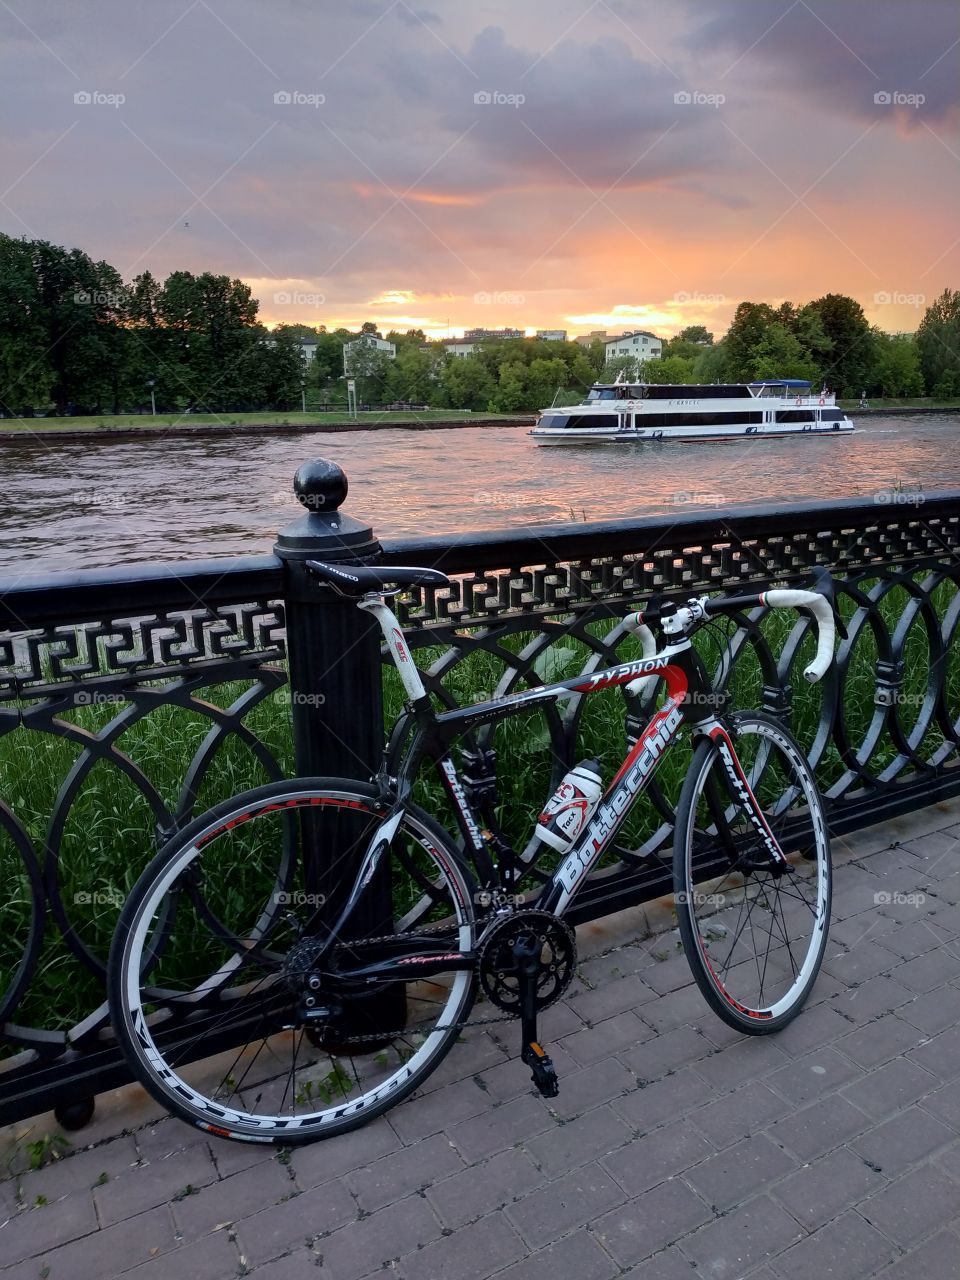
(522, 1104), (631, 1177)
(601, 1122), (714, 1195)
(446, 1094), (555, 1162)
(541, 1055), (636, 1122)
(851, 1104), (957, 1174)
(136, 1119), (210, 1162)
(894, 947), (960, 993)
(690, 1034), (789, 1092)
(765, 1003), (852, 1056)
(398, 1211), (526, 1280)
(841, 1057), (938, 1119)
(772, 1209), (896, 1280)
(821, 941), (899, 986)
(560, 1010), (654, 1067)
(172, 1158), (294, 1239)
(345, 1132), (463, 1211)
(208, 1136), (277, 1179)
(828, 911), (900, 952)
(829, 974), (914, 1025)
(691, 1080), (787, 1149)
(920, 1081), (960, 1131)
(14, 1136), (139, 1208)
(677, 1195), (803, 1279)
(618, 1024), (714, 1082)
(619, 1245), (703, 1279)
(933, 1142), (960, 1184)
(384, 1076), (489, 1143)
(638, 952), (695, 996)
(567, 972), (660, 1025)
(897, 983), (960, 1034)
(95, 1139), (220, 1227)
(126, 1229), (241, 1279)
(859, 1163), (960, 1247)
(318, 1194), (442, 1280)
(505, 1162), (625, 1249)
(592, 1178), (712, 1266)
(491, 1228), (618, 1280)
(684, 1134), (797, 1212)
(241, 1248), (320, 1279)
(0, 1189), (99, 1266)
(19, 1204), (177, 1279)
(233, 1180), (356, 1268)
(874, 918), (952, 960)
(770, 1094), (871, 1161)
(637, 983), (715, 1033)
(578, 944), (655, 986)
(425, 1147), (544, 1229)
(766, 1046), (861, 1106)
(412, 1029), (509, 1095)
(291, 1117), (401, 1190)
(876, 1229), (960, 1280)
(906, 1022), (960, 1082)
(610, 1065), (717, 1135)
(771, 1146), (885, 1229)
(836, 1013), (924, 1069)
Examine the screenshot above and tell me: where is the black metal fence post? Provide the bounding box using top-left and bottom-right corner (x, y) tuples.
(273, 458), (403, 1034)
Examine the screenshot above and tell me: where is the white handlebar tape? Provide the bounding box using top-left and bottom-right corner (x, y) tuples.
(762, 589), (836, 683)
(623, 613), (659, 698)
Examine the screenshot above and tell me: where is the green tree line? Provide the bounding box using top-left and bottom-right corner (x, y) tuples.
(1, 231), (957, 416)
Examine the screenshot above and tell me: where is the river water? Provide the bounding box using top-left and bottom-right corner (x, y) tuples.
(0, 415), (955, 575)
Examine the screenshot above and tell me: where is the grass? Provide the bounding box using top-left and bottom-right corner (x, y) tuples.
(0, 410), (522, 434)
(1, 571), (956, 1038)
(838, 397), (960, 411)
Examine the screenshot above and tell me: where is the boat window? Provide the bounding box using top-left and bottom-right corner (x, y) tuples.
(541, 413), (619, 430)
(636, 411), (764, 427)
(818, 410), (842, 422)
(775, 410), (817, 423)
(586, 389), (617, 401)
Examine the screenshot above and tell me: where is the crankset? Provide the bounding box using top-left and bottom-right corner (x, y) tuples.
(477, 910), (577, 1099)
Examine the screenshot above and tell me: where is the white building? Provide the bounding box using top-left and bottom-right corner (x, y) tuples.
(343, 334), (396, 374)
(440, 339), (479, 358)
(604, 330), (662, 361)
(536, 329), (567, 341)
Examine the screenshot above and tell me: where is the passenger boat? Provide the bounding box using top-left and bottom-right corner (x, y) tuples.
(529, 379), (855, 446)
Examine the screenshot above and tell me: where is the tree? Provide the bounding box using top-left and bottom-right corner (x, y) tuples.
(750, 326), (820, 384)
(869, 333), (924, 398)
(0, 234), (56, 413)
(806, 293), (874, 396)
(723, 303), (779, 380)
(916, 288), (960, 395)
(440, 356), (496, 410)
(488, 360), (528, 412)
(641, 354), (698, 383)
(383, 343), (436, 404)
(677, 325), (713, 344)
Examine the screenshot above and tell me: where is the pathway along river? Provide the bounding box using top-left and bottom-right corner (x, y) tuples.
(0, 414), (956, 575)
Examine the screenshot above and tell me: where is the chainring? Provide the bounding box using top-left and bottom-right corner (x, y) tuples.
(477, 909), (577, 1014)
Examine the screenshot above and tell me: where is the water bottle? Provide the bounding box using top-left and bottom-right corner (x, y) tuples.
(532, 760), (603, 854)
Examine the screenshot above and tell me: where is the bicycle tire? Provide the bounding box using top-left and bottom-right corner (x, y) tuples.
(673, 712), (831, 1033)
(108, 778), (477, 1143)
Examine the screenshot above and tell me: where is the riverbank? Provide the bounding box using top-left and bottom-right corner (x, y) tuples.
(0, 409), (535, 444)
(837, 399), (960, 415)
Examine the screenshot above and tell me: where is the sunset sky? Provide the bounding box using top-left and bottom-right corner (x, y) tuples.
(1, 0), (957, 339)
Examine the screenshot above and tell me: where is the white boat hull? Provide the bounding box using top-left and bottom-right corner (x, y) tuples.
(530, 418), (855, 445)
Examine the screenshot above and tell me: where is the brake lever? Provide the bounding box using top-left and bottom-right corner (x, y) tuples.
(810, 566), (848, 640)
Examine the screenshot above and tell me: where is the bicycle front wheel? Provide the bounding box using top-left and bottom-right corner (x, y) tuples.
(673, 712), (831, 1033)
(108, 779), (477, 1144)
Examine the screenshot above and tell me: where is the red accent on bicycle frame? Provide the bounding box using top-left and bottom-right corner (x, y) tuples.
(705, 723), (787, 864)
(600, 663), (688, 789)
(569, 659), (687, 701)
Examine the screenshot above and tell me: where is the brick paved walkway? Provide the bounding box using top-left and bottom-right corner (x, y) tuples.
(3, 802), (960, 1279)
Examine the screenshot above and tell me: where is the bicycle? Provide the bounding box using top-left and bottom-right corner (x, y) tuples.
(108, 562), (841, 1144)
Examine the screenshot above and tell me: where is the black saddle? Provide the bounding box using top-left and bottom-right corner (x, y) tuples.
(306, 560), (450, 594)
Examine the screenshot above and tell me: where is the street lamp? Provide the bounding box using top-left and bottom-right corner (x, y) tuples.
(147, 378), (156, 416)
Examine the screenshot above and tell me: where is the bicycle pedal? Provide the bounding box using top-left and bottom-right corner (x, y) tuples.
(523, 1041), (560, 1098)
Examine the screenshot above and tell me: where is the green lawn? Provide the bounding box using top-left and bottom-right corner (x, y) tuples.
(0, 409), (524, 434)
(838, 397), (960, 410)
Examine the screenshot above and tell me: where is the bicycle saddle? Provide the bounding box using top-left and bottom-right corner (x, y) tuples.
(306, 560), (450, 593)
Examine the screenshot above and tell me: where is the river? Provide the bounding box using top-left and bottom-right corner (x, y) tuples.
(0, 415), (955, 575)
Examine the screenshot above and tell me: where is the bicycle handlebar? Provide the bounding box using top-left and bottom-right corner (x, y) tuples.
(756, 589), (835, 683)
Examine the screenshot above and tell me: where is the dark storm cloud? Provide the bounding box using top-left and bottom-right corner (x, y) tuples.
(684, 0), (960, 124)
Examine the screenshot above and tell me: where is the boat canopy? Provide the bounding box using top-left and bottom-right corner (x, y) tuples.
(748, 379), (812, 388)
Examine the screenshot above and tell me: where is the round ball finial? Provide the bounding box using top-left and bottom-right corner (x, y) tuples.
(293, 458), (348, 514)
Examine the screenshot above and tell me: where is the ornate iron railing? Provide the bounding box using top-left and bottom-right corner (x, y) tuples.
(0, 475), (958, 1126)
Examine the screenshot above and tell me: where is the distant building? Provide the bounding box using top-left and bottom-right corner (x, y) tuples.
(297, 339), (318, 363)
(536, 329), (567, 341)
(604, 330), (662, 361)
(574, 330), (609, 347)
(343, 333), (396, 373)
(440, 338), (479, 358)
(463, 327), (524, 341)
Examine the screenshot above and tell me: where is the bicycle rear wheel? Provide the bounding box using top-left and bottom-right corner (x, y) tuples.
(108, 779), (477, 1143)
(673, 712), (831, 1033)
